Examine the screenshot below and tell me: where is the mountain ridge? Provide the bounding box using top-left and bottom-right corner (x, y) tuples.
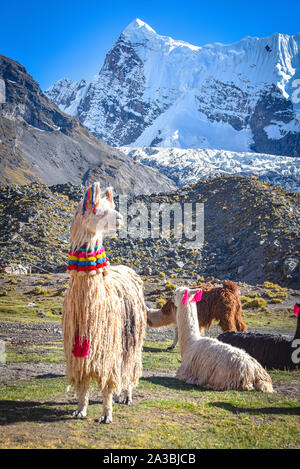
(0, 53), (176, 193)
(0, 175), (298, 287)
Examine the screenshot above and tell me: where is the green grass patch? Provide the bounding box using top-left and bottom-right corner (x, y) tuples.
(0, 374), (299, 449)
(6, 343), (64, 364)
(242, 308), (296, 329)
(0, 291), (63, 323)
(143, 339), (181, 371)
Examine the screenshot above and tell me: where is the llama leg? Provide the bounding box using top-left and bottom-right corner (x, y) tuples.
(167, 326), (178, 350)
(99, 386), (113, 424)
(122, 385), (133, 406)
(235, 316), (247, 332)
(219, 316), (237, 332)
(73, 380), (89, 418)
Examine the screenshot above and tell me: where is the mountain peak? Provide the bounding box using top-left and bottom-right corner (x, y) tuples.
(122, 18), (157, 39)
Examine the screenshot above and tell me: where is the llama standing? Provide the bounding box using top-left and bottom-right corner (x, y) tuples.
(173, 287), (274, 392)
(62, 182), (147, 423)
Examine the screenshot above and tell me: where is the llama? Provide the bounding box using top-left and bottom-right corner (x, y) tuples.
(217, 303), (300, 370)
(147, 281), (247, 350)
(62, 182), (147, 423)
(173, 287), (274, 392)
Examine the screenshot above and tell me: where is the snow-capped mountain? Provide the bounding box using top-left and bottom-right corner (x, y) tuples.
(120, 147), (300, 192)
(46, 18), (300, 157)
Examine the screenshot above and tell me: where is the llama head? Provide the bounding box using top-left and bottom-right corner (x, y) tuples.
(173, 287), (203, 308)
(70, 182), (123, 247)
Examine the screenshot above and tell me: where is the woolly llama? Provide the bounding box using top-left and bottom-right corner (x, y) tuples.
(62, 182), (147, 423)
(173, 287), (274, 392)
(147, 281), (247, 350)
(217, 303), (300, 370)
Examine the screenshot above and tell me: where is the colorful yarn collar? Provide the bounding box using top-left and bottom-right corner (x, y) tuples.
(67, 242), (108, 274)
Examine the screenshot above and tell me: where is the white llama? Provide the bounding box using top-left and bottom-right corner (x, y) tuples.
(62, 182), (147, 423)
(173, 287), (274, 392)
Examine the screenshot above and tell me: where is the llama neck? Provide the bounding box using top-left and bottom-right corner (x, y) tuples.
(72, 233), (103, 252)
(177, 302), (201, 356)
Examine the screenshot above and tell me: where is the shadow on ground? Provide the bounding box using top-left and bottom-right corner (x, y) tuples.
(141, 375), (205, 392)
(0, 399), (102, 425)
(210, 401), (300, 415)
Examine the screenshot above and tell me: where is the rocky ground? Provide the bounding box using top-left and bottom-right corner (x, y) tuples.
(0, 175), (299, 288)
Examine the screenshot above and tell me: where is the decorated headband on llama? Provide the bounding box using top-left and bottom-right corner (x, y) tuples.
(182, 288), (203, 305)
(293, 303), (300, 316)
(82, 182), (114, 216)
(82, 182), (101, 215)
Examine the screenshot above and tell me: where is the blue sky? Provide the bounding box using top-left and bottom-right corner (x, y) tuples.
(1, 0), (300, 90)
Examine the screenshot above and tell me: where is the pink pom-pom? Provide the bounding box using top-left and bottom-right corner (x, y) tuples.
(182, 289), (189, 305)
(293, 304), (300, 316)
(191, 289), (203, 303)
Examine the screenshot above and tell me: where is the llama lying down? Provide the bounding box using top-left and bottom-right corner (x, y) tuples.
(62, 182), (147, 423)
(173, 287), (274, 392)
(147, 281), (247, 350)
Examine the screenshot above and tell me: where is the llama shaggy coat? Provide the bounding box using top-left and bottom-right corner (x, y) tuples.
(62, 182), (147, 422)
(174, 287), (274, 392)
(62, 265), (146, 393)
(217, 311), (300, 370)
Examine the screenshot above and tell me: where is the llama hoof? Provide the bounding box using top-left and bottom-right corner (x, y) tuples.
(120, 396), (132, 406)
(72, 409), (87, 418)
(99, 414), (112, 424)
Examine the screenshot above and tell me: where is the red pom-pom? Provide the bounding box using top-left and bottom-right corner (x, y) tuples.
(72, 336), (90, 357)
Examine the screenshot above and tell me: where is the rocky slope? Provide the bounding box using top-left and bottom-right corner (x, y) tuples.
(46, 19), (300, 156)
(0, 54), (175, 194)
(0, 176), (299, 287)
(121, 146), (300, 192)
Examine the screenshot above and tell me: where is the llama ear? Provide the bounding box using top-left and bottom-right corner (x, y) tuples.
(105, 187), (115, 208)
(190, 289), (203, 303)
(182, 289), (189, 305)
(182, 288), (202, 305)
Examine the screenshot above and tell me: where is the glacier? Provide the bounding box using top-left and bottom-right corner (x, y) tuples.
(120, 146), (300, 192)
